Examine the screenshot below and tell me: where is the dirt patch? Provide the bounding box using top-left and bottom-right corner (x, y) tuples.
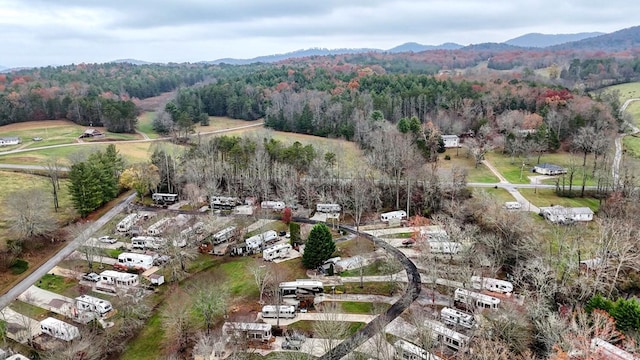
(0, 119), (77, 132)
(132, 91), (176, 112)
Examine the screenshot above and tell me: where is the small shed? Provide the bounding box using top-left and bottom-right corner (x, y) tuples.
(441, 135), (460, 148)
(0, 137), (21, 146)
(533, 163), (567, 175)
(79, 128), (103, 138)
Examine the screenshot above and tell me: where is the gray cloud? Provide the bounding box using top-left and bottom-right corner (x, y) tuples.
(1, 0), (639, 67)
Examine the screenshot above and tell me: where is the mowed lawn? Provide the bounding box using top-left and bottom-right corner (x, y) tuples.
(0, 171), (73, 249)
(602, 82), (640, 102)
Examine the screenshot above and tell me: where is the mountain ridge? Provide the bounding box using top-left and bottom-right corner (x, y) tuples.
(504, 32), (604, 47)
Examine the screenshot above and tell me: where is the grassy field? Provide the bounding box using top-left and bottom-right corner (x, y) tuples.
(602, 82), (640, 102)
(121, 312), (164, 360)
(136, 112), (161, 139)
(287, 320), (365, 338)
(439, 148), (499, 183)
(486, 152), (600, 185)
(472, 187), (516, 204)
(519, 188), (600, 211)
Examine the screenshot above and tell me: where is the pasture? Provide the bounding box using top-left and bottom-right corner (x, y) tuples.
(602, 82), (640, 102)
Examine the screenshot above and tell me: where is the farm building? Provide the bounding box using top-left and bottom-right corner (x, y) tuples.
(79, 128), (103, 138)
(532, 163), (567, 175)
(539, 205), (594, 223)
(0, 137), (21, 146)
(441, 135), (460, 148)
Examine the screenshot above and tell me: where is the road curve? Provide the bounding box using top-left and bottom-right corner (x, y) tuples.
(613, 98), (640, 187)
(0, 192), (136, 310)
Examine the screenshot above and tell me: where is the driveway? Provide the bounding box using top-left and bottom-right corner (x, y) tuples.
(18, 285), (75, 318)
(0, 307), (41, 343)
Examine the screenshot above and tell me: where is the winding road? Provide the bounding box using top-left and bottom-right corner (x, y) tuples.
(613, 98), (640, 187)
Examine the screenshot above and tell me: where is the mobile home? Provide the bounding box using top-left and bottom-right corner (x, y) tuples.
(263, 243), (292, 261)
(210, 196), (241, 210)
(96, 270), (139, 293)
(394, 339), (443, 360)
(147, 218), (173, 236)
(75, 295), (113, 317)
(117, 213), (139, 232)
(279, 280), (324, 297)
(152, 193), (178, 205)
(131, 236), (165, 250)
(454, 288), (500, 310)
(429, 241), (461, 254)
(40, 317), (80, 341)
(381, 210), (407, 222)
(223, 322), (272, 342)
(115, 252), (154, 271)
(316, 203), (341, 213)
(440, 307), (475, 329)
(471, 276), (514, 294)
(246, 230), (279, 251)
(261, 201), (285, 211)
(261, 305), (296, 319)
(423, 319), (470, 352)
(212, 226), (237, 245)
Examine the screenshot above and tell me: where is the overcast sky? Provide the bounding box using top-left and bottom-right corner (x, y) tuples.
(0, 0), (638, 68)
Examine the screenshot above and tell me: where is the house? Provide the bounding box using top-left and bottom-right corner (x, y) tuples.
(532, 163), (567, 175)
(79, 128), (103, 138)
(539, 205), (594, 223)
(0, 137), (21, 146)
(441, 135), (460, 148)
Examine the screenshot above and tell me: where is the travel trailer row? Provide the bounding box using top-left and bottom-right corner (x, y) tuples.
(454, 288), (501, 310)
(423, 319), (470, 352)
(210, 196), (242, 210)
(147, 218), (173, 236)
(232, 230), (279, 256)
(261, 305), (296, 319)
(471, 276), (514, 294)
(212, 226), (237, 245)
(117, 213), (139, 232)
(440, 307), (476, 329)
(131, 236), (166, 250)
(222, 322), (272, 343)
(40, 317), (80, 342)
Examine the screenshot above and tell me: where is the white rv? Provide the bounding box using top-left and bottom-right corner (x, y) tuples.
(423, 319), (470, 352)
(263, 243), (292, 261)
(394, 339), (442, 360)
(261, 201), (286, 211)
(381, 210), (407, 222)
(504, 201), (522, 210)
(115, 252), (154, 271)
(75, 295), (113, 317)
(117, 213), (139, 232)
(147, 218), (173, 236)
(131, 236), (165, 250)
(279, 280), (324, 297)
(96, 270), (139, 293)
(429, 241), (461, 254)
(440, 307), (476, 329)
(316, 203), (341, 213)
(40, 317), (80, 341)
(210, 196), (241, 210)
(454, 288), (500, 310)
(471, 276), (514, 294)
(212, 226), (237, 245)
(152, 193), (178, 205)
(223, 322), (272, 342)
(179, 222), (205, 245)
(261, 305), (296, 319)
(246, 230), (279, 251)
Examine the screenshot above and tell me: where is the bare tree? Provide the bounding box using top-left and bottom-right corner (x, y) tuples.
(5, 188), (56, 240)
(249, 260), (274, 304)
(40, 328), (107, 360)
(161, 288), (194, 355)
(313, 301), (351, 358)
(191, 280), (228, 334)
(45, 156), (62, 211)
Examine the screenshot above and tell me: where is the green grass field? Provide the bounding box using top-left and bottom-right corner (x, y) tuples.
(121, 313), (164, 360)
(486, 152), (600, 185)
(519, 188), (600, 211)
(136, 112), (162, 139)
(472, 187), (516, 204)
(601, 82), (640, 102)
(439, 148), (499, 183)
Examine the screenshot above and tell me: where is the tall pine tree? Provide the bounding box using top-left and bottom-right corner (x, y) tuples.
(302, 223), (335, 269)
(68, 162), (103, 217)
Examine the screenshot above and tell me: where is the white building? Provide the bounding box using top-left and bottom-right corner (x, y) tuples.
(380, 210), (407, 222)
(263, 243), (292, 261)
(40, 317), (80, 341)
(533, 163), (567, 175)
(539, 205), (594, 223)
(96, 270), (139, 293)
(75, 295), (113, 317)
(0, 137), (21, 146)
(115, 252), (155, 271)
(441, 135), (460, 148)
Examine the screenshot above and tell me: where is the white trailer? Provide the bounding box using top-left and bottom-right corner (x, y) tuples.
(246, 230), (278, 251)
(210, 196), (241, 210)
(381, 210), (407, 222)
(454, 288), (500, 310)
(261, 305), (296, 319)
(213, 226), (237, 245)
(131, 236), (165, 250)
(394, 339), (443, 360)
(591, 337), (637, 360)
(261, 201), (286, 211)
(223, 322), (272, 342)
(179, 221), (205, 245)
(147, 217), (173, 236)
(263, 243), (292, 261)
(423, 319), (470, 352)
(471, 276), (514, 294)
(117, 213), (139, 232)
(96, 270), (139, 293)
(279, 280), (324, 297)
(429, 241), (461, 254)
(40, 317), (80, 341)
(440, 307), (475, 329)
(316, 203), (341, 213)
(75, 295), (113, 317)
(152, 193), (178, 205)
(115, 252), (154, 271)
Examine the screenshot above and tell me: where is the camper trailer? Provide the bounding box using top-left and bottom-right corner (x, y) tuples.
(429, 241), (461, 254)
(590, 337), (637, 360)
(394, 339), (443, 360)
(423, 319), (470, 352)
(279, 280), (324, 297)
(223, 322), (272, 342)
(246, 230), (279, 251)
(75, 295), (113, 317)
(117, 213), (139, 232)
(147, 218), (173, 236)
(40, 317), (80, 341)
(131, 236), (165, 250)
(210, 196), (241, 210)
(316, 203), (341, 213)
(115, 253), (154, 271)
(381, 210), (407, 222)
(261, 201), (285, 211)
(440, 307), (476, 329)
(179, 222), (204, 245)
(471, 276), (514, 294)
(212, 226), (237, 245)
(261, 305), (296, 319)
(152, 193), (178, 205)
(96, 270), (139, 293)
(454, 288), (500, 310)
(263, 243), (292, 261)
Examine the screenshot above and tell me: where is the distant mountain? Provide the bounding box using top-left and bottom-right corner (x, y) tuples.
(0, 65), (7, 72)
(505, 32), (604, 47)
(386, 42), (463, 53)
(548, 25), (640, 51)
(461, 43), (525, 51)
(110, 58), (154, 65)
(207, 48), (380, 65)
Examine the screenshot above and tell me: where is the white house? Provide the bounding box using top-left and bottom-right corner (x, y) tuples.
(441, 135), (460, 148)
(539, 205), (594, 223)
(533, 163), (567, 175)
(40, 317), (80, 341)
(0, 137), (21, 146)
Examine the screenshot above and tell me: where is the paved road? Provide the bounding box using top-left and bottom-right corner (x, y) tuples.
(481, 160), (541, 213)
(0, 192), (136, 311)
(613, 98), (640, 187)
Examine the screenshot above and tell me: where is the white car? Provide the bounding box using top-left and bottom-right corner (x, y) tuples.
(98, 236), (117, 244)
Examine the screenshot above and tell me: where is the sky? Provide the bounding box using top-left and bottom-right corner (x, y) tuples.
(0, 0), (638, 68)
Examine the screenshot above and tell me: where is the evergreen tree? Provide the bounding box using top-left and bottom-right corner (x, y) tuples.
(68, 162), (103, 217)
(302, 223), (335, 269)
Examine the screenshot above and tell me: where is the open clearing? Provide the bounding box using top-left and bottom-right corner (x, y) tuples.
(602, 82), (640, 102)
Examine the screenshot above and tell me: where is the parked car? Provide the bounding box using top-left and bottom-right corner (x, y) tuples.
(98, 236), (117, 244)
(32, 137), (43, 141)
(279, 231), (287, 237)
(82, 273), (100, 282)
